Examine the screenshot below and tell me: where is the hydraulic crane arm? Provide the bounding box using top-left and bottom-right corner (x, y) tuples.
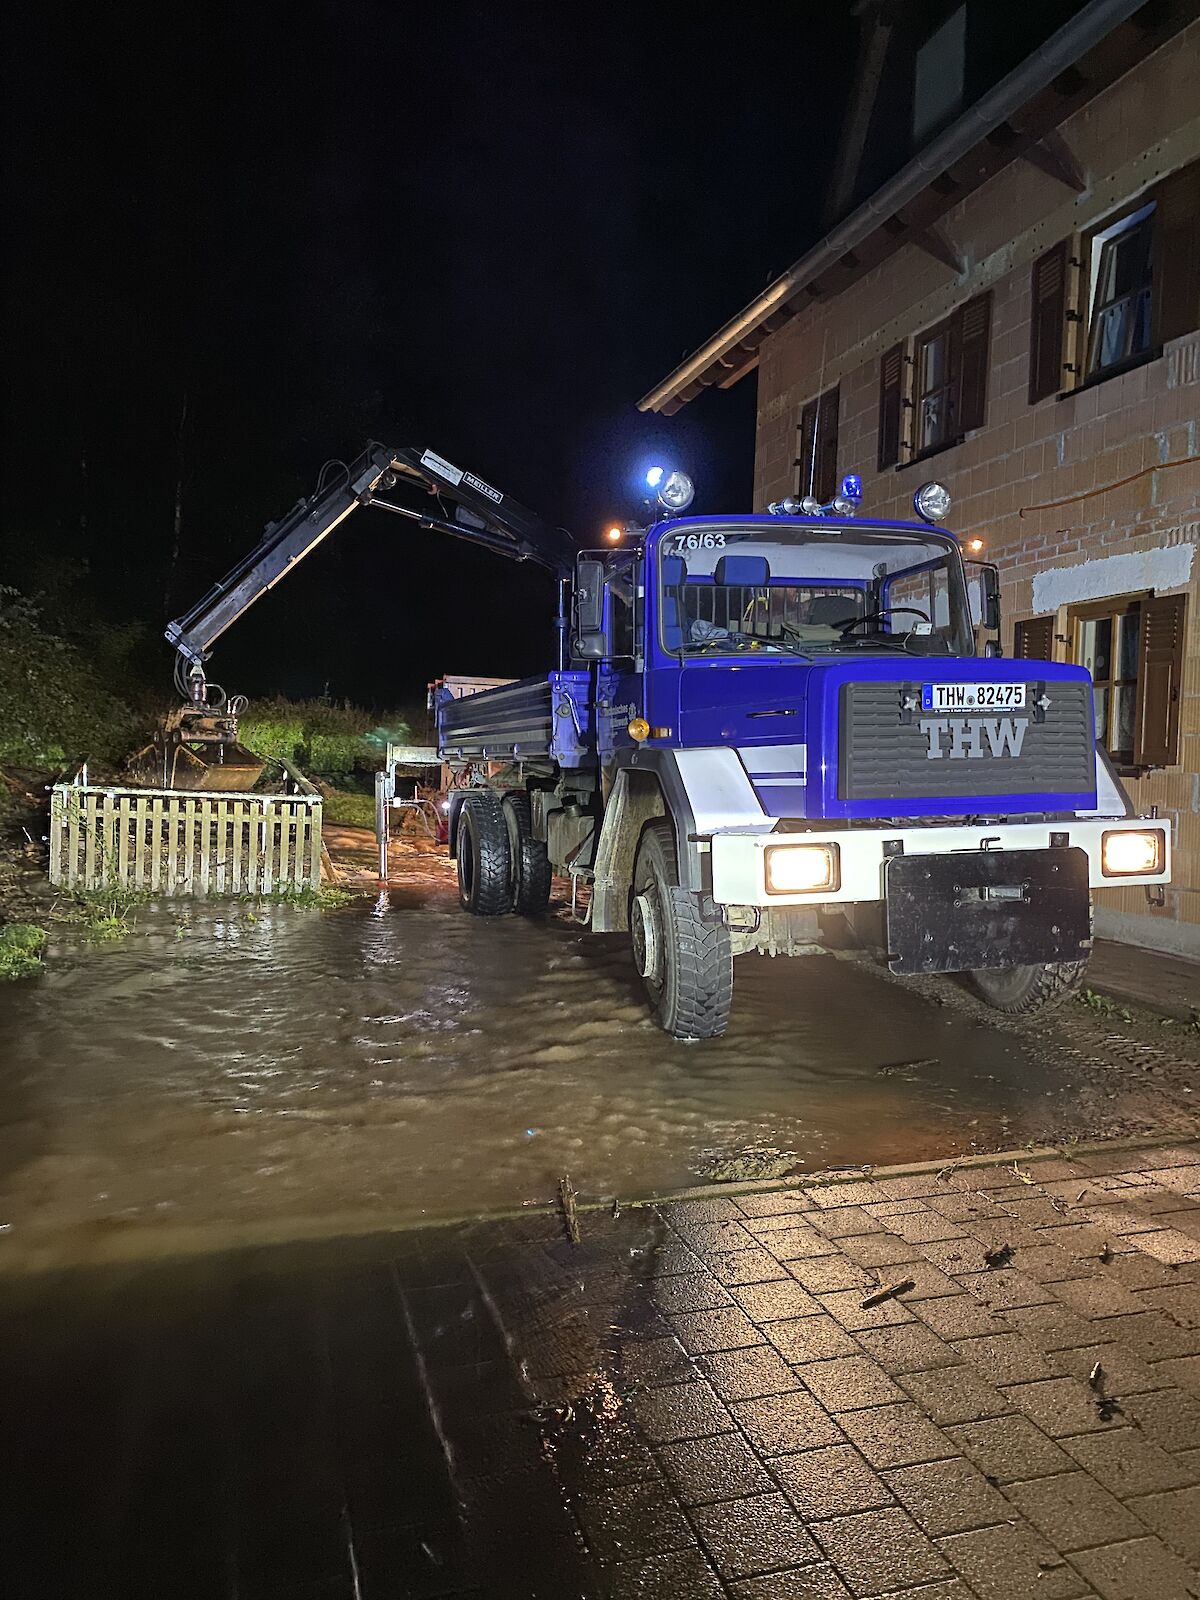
(165, 442), (578, 677)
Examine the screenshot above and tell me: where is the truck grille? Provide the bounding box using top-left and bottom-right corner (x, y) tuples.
(839, 680), (1094, 803)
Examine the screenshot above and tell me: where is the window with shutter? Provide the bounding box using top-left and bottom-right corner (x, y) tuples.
(913, 292), (991, 457)
(958, 293), (991, 434)
(878, 341), (905, 470)
(1134, 592), (1187, 768)
(1013, 616), (1054, 661)
(1065, 591), (1186, 771)
(1029, 241), (1068, 403)
(1154, 158), (1200, 347)
(796, 385), (839, 502)
(1085, 206), (1155, 380)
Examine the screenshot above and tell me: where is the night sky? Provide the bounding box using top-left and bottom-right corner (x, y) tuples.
(3, 2), (853, 709)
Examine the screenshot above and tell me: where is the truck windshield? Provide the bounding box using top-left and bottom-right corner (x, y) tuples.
(658, 523), (974, 658)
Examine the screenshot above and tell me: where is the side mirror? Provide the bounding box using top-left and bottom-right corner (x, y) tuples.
(966, 560), (1001, 633)
(573, 558), (606, 659)
(574, 559), (604, 634)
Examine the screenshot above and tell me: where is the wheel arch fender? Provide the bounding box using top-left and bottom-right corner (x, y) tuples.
(591, 767), (671, 932)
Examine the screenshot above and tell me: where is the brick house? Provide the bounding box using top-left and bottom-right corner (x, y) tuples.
(641, 0), (1200, 956)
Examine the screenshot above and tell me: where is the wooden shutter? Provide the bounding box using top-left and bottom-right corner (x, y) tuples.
(957, 292), (992, 433)
(1028, 240), (1068, 403)
(878, 341), (904, 469)
(1133, 592), (1186, 767)
(816, 386), (839, 502)
(1154, 158), (1200, 347)
(798, 396), (818, 495)
(1013, 615), (1054, 661)
(798, 387), (839, 500)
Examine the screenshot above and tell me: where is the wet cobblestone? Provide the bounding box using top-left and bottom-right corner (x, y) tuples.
(4, 1142), (1200, 1595)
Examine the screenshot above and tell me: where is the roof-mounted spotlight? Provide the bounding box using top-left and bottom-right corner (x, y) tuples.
(656, 469), (694, 512)
(914, 481), (952, 523)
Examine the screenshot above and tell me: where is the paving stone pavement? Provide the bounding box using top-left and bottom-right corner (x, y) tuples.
(3, 1140), (1200, 1597)
(505, 1140), (1200, 1598)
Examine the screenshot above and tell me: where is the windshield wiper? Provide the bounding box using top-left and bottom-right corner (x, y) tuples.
(683, 630), (811, 660)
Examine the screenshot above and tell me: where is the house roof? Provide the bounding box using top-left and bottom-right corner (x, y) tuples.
(638, 0), (1193, 416)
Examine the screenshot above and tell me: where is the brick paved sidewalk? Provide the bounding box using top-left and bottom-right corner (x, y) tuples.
(488, 1140), (1200, 1599)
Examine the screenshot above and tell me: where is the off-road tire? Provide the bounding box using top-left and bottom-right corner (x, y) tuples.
(503, 794), (553, 916)
(631, 820), (733, 1040)
(456, 791), (511, 916)
(969, 957), (1089, 1014)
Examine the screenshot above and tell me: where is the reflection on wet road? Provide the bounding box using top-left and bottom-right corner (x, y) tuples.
(2, 861), (1196, 1252)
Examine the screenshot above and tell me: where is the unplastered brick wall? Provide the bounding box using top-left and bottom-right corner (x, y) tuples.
(751, 23), (1200, 954)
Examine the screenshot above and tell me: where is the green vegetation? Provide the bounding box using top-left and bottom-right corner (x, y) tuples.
(269, 883), (361, 909)
(239, 697), (417, 781)
(320, 788), (376, 828)
(0, 587), (143, 768)
(0, 921), (46, 979)
(1076, 988), (1134, 1023)
(70, 882), (149, 941)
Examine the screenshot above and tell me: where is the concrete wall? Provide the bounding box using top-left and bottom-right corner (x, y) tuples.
(751, 23), (1200, 956)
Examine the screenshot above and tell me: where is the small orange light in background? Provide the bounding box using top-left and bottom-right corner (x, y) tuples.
(606, 525), (622, 542)
(966, 537), (985, 553)
(627, 717), (650, 742)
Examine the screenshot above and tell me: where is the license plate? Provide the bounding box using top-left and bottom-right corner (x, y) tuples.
(921, 682), (1026, 712)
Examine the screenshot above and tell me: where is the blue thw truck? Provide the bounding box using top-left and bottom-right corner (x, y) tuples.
(166, 443), (1172, 1040)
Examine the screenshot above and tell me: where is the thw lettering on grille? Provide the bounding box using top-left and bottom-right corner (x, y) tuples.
(918, 716), (1028, 759)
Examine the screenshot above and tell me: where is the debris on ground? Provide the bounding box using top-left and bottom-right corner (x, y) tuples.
(558, 1175), (580, 1245)
(876, 1057), (937, 1077)
(983, 1242), (1014, 1269)
(702, 1149), (797, 1182)
(861, 1278), (915, 1309)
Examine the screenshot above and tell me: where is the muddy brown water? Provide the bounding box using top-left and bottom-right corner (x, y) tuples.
(4, 853), (1193, 1256)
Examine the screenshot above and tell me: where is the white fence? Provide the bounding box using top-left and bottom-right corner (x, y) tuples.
(49, 782), (323, 896)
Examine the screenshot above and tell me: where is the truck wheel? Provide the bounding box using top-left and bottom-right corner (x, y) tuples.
(503, 794), (552, 916)
(631, 820), (732, 1040)
(456, 791), (511, 916)
(969, 958), (1089, 1015)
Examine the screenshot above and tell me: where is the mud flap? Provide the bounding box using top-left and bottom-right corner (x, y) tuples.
(885, 847), (1091, 975)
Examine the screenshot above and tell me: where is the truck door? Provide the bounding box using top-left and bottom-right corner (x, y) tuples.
(595, 554), (646, 759)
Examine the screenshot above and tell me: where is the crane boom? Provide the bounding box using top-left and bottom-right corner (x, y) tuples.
(165, 442), (578, 671)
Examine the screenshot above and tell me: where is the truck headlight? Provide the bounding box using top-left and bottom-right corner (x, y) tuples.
(764, 842), (839, 894)
(1101, 828), (1164, 876)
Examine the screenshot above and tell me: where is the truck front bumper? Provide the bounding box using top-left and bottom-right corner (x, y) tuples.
(708, 816), (1171, 909)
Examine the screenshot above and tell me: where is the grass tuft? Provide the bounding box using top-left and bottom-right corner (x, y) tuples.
(70, 883), (149, 941)
(0, 922), (46, 979)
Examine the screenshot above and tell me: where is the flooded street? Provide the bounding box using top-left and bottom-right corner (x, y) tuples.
(2, 844), (1198, 1263)
(3, 848), (1200, 1598)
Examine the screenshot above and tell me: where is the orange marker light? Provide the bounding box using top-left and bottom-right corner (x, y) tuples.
(966, 537), (985, 553)
(606, 525), (623, 542)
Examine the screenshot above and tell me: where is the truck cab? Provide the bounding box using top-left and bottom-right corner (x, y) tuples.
(440, 471), (1171, 1039)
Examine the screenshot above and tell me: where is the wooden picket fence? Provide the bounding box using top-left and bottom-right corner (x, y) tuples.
(49, 780), (323, 897)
